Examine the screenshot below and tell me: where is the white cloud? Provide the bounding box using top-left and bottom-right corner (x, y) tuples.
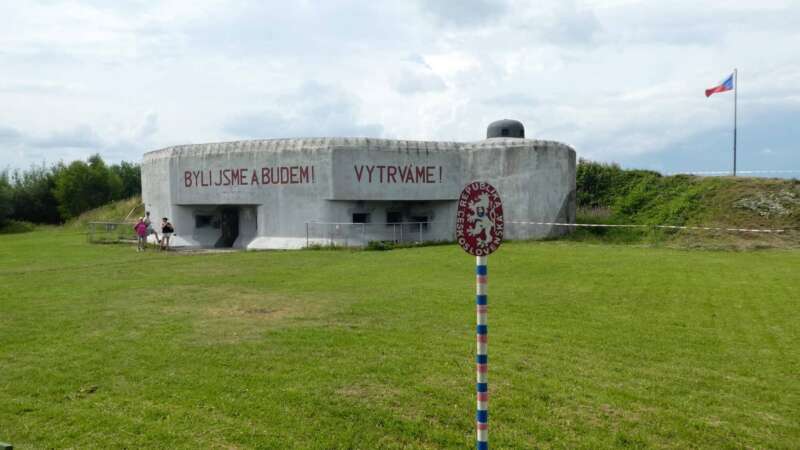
(30, 125), (104, 149)
(0, 0), (799, 174)
(393, 57), (448, 95)
(394, 70), (448, 95)
(417, 0), (509, 27)
(224, 82), (383, 139)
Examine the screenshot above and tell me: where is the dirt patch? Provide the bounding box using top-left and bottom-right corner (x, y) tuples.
(158, 285), (336, 344)
(205, 305), (290, 320)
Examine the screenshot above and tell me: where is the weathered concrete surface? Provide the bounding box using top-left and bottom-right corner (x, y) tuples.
(142, 137), (575, 249)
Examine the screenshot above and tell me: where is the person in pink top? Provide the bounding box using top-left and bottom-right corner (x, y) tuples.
(133, 217), (148, 252)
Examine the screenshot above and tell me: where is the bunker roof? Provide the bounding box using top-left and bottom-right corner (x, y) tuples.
(143, 137), (571, 162)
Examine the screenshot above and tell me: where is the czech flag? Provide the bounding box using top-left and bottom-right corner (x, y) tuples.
(705, 73), (734, 97)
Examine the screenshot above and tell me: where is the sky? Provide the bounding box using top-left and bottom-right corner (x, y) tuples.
(2, 0), (799, 175)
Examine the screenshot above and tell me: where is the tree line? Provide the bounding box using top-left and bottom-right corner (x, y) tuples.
(0, 157), (672, 227)
(0, 154), (141, 226)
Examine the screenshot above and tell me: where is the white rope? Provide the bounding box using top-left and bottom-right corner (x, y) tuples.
(665, 169), (800, 176)
(508, 221), (788, 233)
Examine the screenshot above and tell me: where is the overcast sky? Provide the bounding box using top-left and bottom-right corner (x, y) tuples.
(2, 0), (799, 174)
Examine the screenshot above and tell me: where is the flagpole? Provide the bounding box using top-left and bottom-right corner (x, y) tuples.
(733, 68), (738, 176)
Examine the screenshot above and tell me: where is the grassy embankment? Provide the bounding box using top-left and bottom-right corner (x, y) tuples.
(0, 196), (142, 235)
(571, 163), (800, 248)
(1, 228), (798, 448)
(65, 196), (143, 228)
(56, 196), (144, 243)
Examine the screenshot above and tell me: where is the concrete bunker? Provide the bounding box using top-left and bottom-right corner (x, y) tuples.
(141, 120), (576, 250)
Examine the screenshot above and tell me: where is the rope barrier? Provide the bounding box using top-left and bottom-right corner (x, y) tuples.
(507, 221), (788, 233)
(664, 169), (800, 176)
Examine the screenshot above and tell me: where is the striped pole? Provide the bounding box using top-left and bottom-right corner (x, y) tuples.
(476, 255), (489, 450)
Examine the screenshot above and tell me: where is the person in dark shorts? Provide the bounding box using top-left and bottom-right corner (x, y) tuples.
(161, 217), (174, 250)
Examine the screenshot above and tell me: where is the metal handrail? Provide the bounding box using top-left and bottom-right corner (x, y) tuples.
(306, 221), (433, 225)
(304, 221), (439, 247)
(86, 221), (138, 244)
(87, 220), (136, 225)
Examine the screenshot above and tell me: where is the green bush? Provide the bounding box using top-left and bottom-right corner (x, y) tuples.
(0, 220), (35, 234)
(110, 161), (141, 199)
(0, 173), (13, 225)
(10, 164), (62, 224)
(53, 155), (124, 220)
(576, 159), (661, 210)
(6, 156), (141, 224)
(366, 240), (395, 251)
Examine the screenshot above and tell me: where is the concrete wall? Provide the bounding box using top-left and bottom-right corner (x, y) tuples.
(467, 139), (576, 239)
(141, 137), (575, 249)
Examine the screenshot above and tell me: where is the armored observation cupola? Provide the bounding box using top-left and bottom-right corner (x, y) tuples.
(486, 119), (524, 139)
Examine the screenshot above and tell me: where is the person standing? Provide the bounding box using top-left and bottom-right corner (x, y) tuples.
(134, 217), (148, 252)
(160, 217), (174, 251)
(144, 211), (160, 246)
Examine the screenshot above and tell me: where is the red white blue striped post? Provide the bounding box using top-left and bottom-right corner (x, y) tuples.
(455, 181), (503, 449)
(476, 255), (489, 449)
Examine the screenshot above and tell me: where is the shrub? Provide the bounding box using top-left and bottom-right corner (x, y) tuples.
(0, 172), (13, 225)
(576, 159), (661, 210)
(10, 164), (62, 224)
(110, 161), (141, 199)
(0, 220), (35, 234)
(53, 155), (123, 219)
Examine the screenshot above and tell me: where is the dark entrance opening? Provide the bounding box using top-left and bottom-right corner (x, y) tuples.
(216, 207), (240, 248)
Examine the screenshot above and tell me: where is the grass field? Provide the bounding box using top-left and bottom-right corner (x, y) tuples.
(1, 230), (799, 449)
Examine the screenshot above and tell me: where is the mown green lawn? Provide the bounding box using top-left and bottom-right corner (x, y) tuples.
(1, 230), (798, 449)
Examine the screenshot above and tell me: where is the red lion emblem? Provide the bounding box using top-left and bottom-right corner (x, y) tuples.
(455, 182), (504, 256)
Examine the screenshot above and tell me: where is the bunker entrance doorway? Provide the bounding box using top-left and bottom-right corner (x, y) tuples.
(216, 207), (240, 248)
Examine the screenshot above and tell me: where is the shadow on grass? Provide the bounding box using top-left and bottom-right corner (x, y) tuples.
(0, 220), (35, 235)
